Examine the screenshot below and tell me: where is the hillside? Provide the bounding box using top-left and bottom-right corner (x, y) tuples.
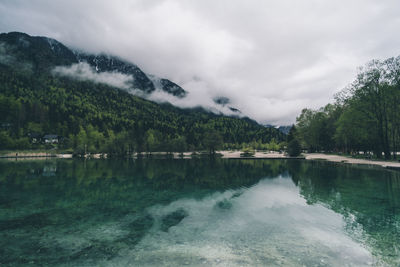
(0, 32), (284, 153)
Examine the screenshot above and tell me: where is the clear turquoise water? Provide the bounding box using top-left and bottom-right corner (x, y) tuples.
(0, 159), (399, 266)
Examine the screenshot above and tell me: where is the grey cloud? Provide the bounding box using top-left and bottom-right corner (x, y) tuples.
(1, 0), (400, 124)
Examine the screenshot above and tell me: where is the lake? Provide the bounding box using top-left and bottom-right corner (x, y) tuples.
(0, 158), (399, 266)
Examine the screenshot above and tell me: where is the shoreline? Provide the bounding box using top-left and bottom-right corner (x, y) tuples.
(0, 150), (302, 160)
(1, 151), (399, 170)
(218, 150), (304, 159)
(0, 152), (72, 159)
(305, 153), (400, 170)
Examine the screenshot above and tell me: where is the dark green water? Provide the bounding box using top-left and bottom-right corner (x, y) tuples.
(0, 159), (399, 266)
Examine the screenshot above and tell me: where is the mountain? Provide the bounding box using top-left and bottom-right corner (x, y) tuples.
(0, 32), (284, 152)
(278, 126), (292, 135)
(76, 53), (156, 94)
(213, 96), (241, 113)
(0, 32), (186, 98)
(264, 124), (292, 135)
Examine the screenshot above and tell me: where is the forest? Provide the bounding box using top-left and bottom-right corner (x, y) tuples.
(0, 32), (288, 155)
(293, 56), (400, 160)
(0, 65), (285, 155)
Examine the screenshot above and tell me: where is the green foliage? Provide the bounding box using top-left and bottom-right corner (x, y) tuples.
(266, 139), (280, 151)
(286, 126), (301, 157)
(169, 136), (187, 153)
(295, 56), (400, 159)
(240, 147), (255, 157)
(145, 129), (162, 153)
(296, 105), (338, 152)
(287, 139), (301, 157)
(0, 131), (13, 149)
(0, 66), (284, 153)
(0, 31), (285, 153)
(203, 130), (223, 154)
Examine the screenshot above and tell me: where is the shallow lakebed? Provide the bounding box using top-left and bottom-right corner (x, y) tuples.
(0, 159), (399, 266)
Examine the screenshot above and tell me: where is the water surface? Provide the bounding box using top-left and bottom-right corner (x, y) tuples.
(0, 159), (399, 266)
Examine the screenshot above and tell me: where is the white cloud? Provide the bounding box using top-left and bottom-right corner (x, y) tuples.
(1, 0), (400, 124)
(53, 62), (238, 115)
(148, 81), (239, 116)
(53, 62), (135, 90)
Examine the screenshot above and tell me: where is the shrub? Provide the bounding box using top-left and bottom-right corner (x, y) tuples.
(287, 139), (301, 157)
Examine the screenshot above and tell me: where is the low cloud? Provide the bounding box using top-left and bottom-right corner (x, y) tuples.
(2, 0), (400, 124)
(148, 75), (235, 114)
(148, 85), (239, 117)
(53, 62), (239, 116)
(53, 62), (135, 90)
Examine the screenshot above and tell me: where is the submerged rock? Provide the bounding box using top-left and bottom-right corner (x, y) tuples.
(121, 214), (154, 245)
(216, 199), (232, 210)
(160, 209), (188, 232)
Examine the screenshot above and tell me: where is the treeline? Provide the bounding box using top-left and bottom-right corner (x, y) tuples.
(0, 66), (285, 154)
(293, 56), (400, 159)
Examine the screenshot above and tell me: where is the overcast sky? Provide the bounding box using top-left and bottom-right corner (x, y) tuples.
(1, 0), (400, 125)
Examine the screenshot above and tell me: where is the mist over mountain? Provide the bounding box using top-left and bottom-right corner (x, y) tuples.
(0, 32), (190, 99)
(0, 31), (285, 152)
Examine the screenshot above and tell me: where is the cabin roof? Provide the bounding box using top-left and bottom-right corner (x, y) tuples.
(43, 134), (58, 139)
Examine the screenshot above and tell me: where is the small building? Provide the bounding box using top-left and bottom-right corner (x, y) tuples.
(43, 134), (59, 144)
(28, 133), (42, 143)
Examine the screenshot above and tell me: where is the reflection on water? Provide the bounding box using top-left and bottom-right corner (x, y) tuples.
(0, 159), (399, 266)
